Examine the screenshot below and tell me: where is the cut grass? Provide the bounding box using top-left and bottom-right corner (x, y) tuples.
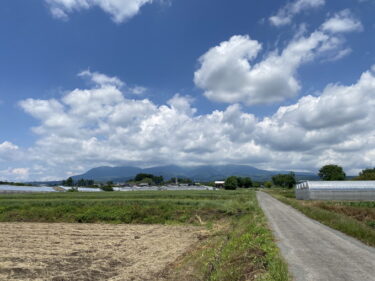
(0, 190), (289, 280)
(266, 188), (375, 247)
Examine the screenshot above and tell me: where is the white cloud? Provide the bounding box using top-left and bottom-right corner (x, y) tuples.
(0, 141), (20, 162)
(194, 18), (360, 106)
(0, 167), (29, 181)
(322, 10), (363, 33)
(129, 86), (147, 95)
(0, 141), (19, 153)
(11, 68), (375, 180)
(270, 0), (325, 27)
(45, 0), (154, 23)
(11, 168), (29, 176)
(79, 70), (124, 87)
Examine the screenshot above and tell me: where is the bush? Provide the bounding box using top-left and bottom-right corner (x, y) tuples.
(100, 186), (114, 192)
(264, 181), (273, 188)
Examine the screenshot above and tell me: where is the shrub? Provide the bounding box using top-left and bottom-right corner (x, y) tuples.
(101, 186), (114, 192)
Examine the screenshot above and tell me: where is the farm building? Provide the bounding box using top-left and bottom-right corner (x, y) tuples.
(214, 181), (225, 188)
(296, 181), (375, 201)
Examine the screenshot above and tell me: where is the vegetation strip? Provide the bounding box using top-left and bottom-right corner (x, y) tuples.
(0, 190), (289, 280)
(266, 189), (375, 247)
(159, 191), (289, 281)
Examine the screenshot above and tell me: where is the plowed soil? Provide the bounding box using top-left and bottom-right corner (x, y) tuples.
(0, 223), (202, 281)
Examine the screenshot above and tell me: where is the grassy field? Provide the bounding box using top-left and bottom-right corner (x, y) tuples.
(0, 190), (289, 281)
(266, 188), (375, 247)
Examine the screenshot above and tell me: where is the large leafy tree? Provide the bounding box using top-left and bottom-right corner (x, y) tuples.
(64, 177), (74, 186)
(272, 173), (296, 188)
(237, 177), (253, 188)
(134, 173), (154, 182)
(356, 168), (375, 180)
(224, 176), (238, 190)
(318, 165), (346, 181)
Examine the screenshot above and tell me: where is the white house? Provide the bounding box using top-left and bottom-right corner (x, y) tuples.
(214, 181), (225, 188)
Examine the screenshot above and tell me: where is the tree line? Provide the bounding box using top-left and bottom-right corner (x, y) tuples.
(60, 165), (375, 192)
(318, 165), (375, 181)
(223, 176), (253, 190)
(61, 177), (95, 187)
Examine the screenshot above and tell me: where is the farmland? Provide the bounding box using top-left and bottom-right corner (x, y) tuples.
(0, 223), (200, 281)
(0, 190), (288, 281)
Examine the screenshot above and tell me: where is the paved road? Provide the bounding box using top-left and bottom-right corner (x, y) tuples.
(257, 192), (375, 281)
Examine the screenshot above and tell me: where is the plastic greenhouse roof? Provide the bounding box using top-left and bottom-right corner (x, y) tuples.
(296, 181), (375, 190)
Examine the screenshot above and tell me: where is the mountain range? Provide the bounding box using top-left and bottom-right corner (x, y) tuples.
(71, 164), (318, 182)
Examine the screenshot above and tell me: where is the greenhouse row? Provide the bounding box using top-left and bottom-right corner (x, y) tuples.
(295, 181), (375, 200)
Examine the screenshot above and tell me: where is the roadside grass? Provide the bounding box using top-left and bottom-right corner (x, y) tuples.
(159, 191), (289, 281)
(266, 188), (375, 247)
(0, 190), (289, 281)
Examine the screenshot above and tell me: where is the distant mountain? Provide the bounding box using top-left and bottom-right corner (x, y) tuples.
(73, 166), (142, 181)
(72, 164), (318, 182)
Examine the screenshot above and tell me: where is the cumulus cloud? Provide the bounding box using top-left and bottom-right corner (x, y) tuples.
(45, 0), (154, 23)
(322, 9), (363, 33)
(257, 69), (375, 149)
(194, 16), (360, 106)
(0, 141), (20, 162)
(270, 0), (325, 26)
(0, 141), (19, 153)
(0, 168), (29, 181)
(12, 68), (375, 180)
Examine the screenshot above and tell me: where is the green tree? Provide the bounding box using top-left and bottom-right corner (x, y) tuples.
(153, 176), (164, 185)
(77, 179), (85, 186)
(236, 177), (253, 188)
(87, 180), (95, 186)
(242, 177), (253, 188)
(318, 165), (346, 181)
(224, 176), (238, 190)
(134, 173), (154, 182)
(237, 177), (244, 188)
(101, 185), (114, 192)
(272, 173), (296, 188)
(356, 168), (375, 180)
(65, 177), (74, 186)
(264, 181), (273, 188)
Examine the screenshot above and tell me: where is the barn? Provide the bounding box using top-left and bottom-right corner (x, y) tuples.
(295, 181), (375, 201)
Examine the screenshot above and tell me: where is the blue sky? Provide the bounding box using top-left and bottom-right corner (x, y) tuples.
(0, 0), (374, 181)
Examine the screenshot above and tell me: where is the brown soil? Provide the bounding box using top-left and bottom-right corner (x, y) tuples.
(0, 222), (203, 281)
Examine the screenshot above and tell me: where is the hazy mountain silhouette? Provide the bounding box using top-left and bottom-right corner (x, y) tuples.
(72, 164), (317, 182)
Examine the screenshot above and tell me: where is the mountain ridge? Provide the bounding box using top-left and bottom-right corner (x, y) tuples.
(71, 164), (318, 182)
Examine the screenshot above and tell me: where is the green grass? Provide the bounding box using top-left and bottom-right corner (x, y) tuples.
(159, 190), (289, 281)
(266, 188), (375, 247)
(0, 191), (252, 224)
(0, 190), (289, 280)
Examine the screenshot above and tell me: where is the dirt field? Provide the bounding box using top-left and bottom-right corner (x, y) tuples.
(0, 223), (203, 281)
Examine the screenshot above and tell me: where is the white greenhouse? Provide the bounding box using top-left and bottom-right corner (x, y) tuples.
(295, 181), (375, 201)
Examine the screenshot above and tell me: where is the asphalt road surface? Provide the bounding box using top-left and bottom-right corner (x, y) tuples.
(257, 191), (375, 281)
